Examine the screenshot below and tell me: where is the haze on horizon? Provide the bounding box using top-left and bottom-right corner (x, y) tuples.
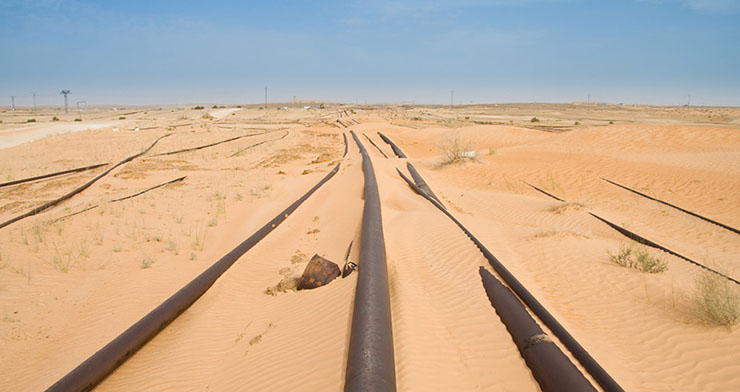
(1, 0), (739, 107)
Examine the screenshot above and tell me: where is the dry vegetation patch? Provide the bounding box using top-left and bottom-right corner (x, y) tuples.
(439, 135), (479, 166)
(608, 244), (668, 273)
(692, 271), (740, 327)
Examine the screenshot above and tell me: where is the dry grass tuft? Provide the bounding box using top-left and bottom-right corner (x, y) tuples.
(548, 202), (586, 214)
(439, 135), (478, 166)
(692, 271), (740, 327)
(608, 244), (667, 273)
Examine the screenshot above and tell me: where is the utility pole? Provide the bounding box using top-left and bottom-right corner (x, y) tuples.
(450, 90), (454, 109)
(293, 95), (296, 104)
(61, 90), (71, 113)
(264, 87), (267, 110)
(76, 101), (86, 121)
(32, 92), (37, 112)
(687, 94), (691, 107)
(10, 96), (15, 111)
(587, 93), (591, 104)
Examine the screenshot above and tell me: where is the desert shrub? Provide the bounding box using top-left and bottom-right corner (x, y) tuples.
(74, 118), (82, 122)
(574, 121), (580, 125)
(202, 113), (214, 119)
(608, 244), (667, 273)
(52, 116), (59, 121)
(609, 121), (614, 124)
(118, 116), (126, 120)
(412, 116), (422, 121)
(212, 105), (219, 109)
(693, 271), (740, 327)
(141, 257), (154, 269)
(439, 135), (478, 166)
(531, 117), (540, 122)
(27, 119), (36, 123)
(193, 105), (204, 110)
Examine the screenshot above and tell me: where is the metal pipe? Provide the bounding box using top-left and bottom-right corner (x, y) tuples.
(479, 267), (596, 392)
(398, 164), (623, 392)
(47, 164), (340, 392)
(345, 131), (396, 392)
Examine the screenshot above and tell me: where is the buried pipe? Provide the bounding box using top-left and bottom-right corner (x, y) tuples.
(229, 131), (289, 158)
(377, 132), (407, 158)
(601, 177), (740, 236)
(405, 163), (444, 208)
(0, 135), (171, 230)
(521, 180), (565, 202)
(479, 267), (596, 392)
(0, 163), (108, 189)
(589, 212), (740, 285)
(343, 133), (349, 157)
(363, 133), (389, 159)
(49, 176), (186, 223)
(397, 164), (624, 392)
(155, 130), (278, 156)
(345, 131), (396, 392)
(47, 164), (341, 392)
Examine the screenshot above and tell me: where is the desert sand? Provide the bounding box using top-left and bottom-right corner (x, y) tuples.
(1, 103), (739, 391)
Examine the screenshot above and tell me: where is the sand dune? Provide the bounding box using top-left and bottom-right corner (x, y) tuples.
(1, 104), (739, 391)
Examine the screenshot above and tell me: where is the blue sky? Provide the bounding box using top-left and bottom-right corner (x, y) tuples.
(1, 0), (739, 106)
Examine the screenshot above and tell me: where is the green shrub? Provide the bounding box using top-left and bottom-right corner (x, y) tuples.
(27, 119), (36, 123)
(74, 118), (82, 122)
(118, 116), (126, 120)
(531, 117), (540, 123)
(193, 105), (204, 110)
(52, 116), (59, 121)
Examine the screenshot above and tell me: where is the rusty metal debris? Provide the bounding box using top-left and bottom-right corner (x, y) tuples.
(46, 163), (340, 392)
(298, 254), (341, 290)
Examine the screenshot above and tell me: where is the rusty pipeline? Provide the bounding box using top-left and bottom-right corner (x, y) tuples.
(47, 163), (341, 392)
(398, 163), (623, 392)
(345, 131), (396, 392)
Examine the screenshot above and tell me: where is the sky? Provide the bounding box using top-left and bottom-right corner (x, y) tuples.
(1, 0), (739, 106)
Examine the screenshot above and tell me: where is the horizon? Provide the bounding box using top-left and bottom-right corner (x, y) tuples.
(2, 0), (739, 107)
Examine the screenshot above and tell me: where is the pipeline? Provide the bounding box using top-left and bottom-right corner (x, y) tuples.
(521, 181), (565, 202)
(343, 133), (349, 157)
(49, 176), (186, 223)
(0, 163), (108, 189)
(405, 163), (444, 208)
(228, 131), (290, 158)
(377, 132), (407, 158)
(397, 164), (623, 392)
(479, 267), (596, 392)
(363, 133), (389, 159)
(0, 134), (171, 230)
(155, 130), (277, 156)
(47, 164), (340, 392)
(345, 131), (396, 392)
(590, 212), (739, 285)
(601, 178), (740, 236)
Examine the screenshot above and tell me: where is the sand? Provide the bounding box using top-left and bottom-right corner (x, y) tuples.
(1, 103), (739, 391)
